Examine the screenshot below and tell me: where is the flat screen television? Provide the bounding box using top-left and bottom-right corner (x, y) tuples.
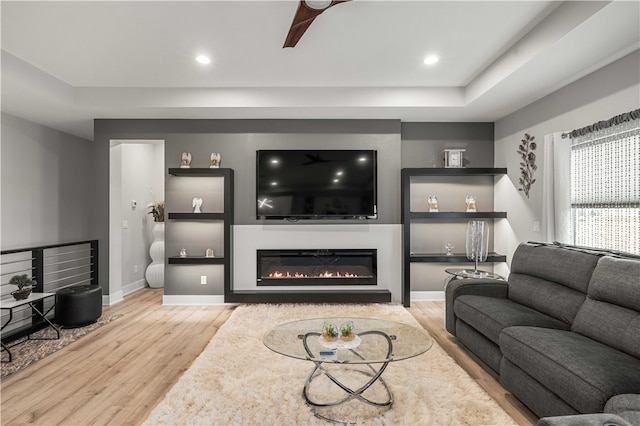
(256, 149), (377, 220)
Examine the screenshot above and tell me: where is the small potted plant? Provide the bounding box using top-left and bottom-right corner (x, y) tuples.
(340, 321), (356, 341)
(9, 274), (35, 300)
(322, 322), (338, 342)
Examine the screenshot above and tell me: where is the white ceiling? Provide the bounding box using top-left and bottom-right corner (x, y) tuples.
(2, 0), (639, 140)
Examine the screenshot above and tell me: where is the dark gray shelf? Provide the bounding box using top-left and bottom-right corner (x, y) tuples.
(403, 167), (507, 176)
(168, 256), (225, 265)
(167, 213), (225, 220)
(166, 167), (234, 302)
(410, 211), (507, 219)
(168, 168), (232, 177)
(401, 167), (508, 307)
(410, 253), (507, 263)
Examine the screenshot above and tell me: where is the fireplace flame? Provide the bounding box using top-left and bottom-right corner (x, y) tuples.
(267, 270), (360, 278)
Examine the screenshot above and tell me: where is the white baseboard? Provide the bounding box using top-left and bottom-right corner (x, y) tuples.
(162, 295), (231, 305)
(122, 279), (147, 296)
(410, 291), (445, 301)
(103, 290), (124, 306)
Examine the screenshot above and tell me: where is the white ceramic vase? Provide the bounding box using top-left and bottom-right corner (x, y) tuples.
(146, 222), (165, 288)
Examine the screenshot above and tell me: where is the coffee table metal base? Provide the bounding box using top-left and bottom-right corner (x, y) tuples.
(299, 330), (395, 423)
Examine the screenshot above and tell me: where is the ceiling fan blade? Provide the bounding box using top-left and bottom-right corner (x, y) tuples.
(283, 0), (351, 48)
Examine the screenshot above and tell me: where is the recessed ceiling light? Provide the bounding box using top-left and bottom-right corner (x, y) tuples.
(423, 55), (439, 65)
(196, 55), (211, 65)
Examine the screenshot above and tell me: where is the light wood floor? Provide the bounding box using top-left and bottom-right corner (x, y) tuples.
(0, 289), (537, 425)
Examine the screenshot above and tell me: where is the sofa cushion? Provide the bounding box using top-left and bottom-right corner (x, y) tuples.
(508, 243), (600, 324)
(510, 243), (600, 293)
(500, 327), (640, 414)
(572, 299), (640, 360)
(455, 295), (570, 344)
(572, 256), (640, 359)
(508, 274), (587, 324)
(587, 257), (640, 311)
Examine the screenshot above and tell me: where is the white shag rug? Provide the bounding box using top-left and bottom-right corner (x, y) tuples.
(144, 304), (517, 425)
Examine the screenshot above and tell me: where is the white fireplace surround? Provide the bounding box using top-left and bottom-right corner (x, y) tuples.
(233, 224), (402, 303)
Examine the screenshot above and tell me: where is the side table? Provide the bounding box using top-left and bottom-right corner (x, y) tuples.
(444, 268), (505, 288)
(1, 293), (61, 363)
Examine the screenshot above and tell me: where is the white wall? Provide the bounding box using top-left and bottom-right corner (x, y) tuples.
(494, 50), (640, 272)
(1, 113), (95, 249)
(109, 141), (164, 300)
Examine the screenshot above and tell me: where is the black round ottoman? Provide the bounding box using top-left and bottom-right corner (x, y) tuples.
(55, 285), (103, 327)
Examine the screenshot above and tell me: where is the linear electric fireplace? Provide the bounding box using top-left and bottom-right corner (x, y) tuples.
(257, 249), (377, 286)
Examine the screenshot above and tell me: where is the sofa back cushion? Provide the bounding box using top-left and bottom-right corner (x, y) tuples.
(572, 256), (640, 359)
(508, 243), (600, 324)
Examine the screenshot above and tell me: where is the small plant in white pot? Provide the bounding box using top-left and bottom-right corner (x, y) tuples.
(9, 274), (35, 300)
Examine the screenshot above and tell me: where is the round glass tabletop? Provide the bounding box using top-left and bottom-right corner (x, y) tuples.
(444, 268), (505, 280)
(263, 317), (433, 364)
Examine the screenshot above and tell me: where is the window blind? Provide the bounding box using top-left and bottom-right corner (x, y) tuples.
(570, 120), (639, 254)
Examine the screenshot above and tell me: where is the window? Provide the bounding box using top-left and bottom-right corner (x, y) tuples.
(570, 120), (639, 254)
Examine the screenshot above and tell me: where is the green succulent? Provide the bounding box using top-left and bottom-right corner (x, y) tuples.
(322, 322), (338, 338)
(340, 321), (354, 337)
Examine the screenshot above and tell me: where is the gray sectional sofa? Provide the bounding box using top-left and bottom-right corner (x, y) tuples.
(445, 241), (640, 423)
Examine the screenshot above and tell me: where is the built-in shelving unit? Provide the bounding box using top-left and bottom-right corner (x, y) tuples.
(401, 167), (507, 306)
(166, 168), (234, 297)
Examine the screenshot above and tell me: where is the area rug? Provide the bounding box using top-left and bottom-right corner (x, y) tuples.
(144, 304), (516, 425)
(0, 313), (123, 380)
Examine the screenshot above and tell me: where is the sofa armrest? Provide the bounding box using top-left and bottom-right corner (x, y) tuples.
(537, 413), (633, 426)
(605, 394), (640, 414)
(445, 278), (508, 336)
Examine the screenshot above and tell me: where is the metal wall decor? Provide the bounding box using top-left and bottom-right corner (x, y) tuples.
(517, 133), (537, 198)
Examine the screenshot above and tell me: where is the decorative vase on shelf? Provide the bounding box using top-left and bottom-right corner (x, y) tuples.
(146, 222), (164, 288)
(466, 220), (489, 275)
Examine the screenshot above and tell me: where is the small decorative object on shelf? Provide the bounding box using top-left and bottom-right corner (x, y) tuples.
(179, 248), (187, 258)
(444, 149), (465, 168)
(427, 195), (439, 212)
(9, 274), (35, 300)
(445, 243), (454, 256)
(321, 322), (339, 342)
(180, 152), (192, 168)
(205, 248), (215, 258)
(210, 153), (221, 168)
(340, 321), (355, 341)
(192, 197), (203, 213)
(465, 195), (477, 212)
(466, 220), (489, 275)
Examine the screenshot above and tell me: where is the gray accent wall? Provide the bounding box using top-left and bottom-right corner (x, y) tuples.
(1, 113), (96, 249)
(95, 119), (496, 298)
(401, 122), (495, 168)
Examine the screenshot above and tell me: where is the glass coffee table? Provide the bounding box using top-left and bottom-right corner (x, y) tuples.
(263, 317), (433, 422)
